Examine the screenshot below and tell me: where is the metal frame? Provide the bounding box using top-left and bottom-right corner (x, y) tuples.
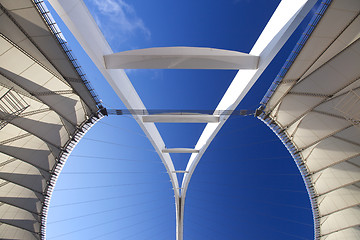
(104, 47), (259, 69)
(48, 0), (317, 239)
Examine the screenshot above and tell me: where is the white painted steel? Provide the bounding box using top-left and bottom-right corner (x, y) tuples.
(142, 114), (220, 123)
(162, 148), (199, 154)
(104, 47), (259, 69)
(180, 0), (317, 222)
(48, 1), (179, 239)
(48, 0), (181, 197)
(49, 0), (317, 240)
(172, 171), (190, 174)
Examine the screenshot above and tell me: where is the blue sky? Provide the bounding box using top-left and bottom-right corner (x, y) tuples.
(45, 0), (320, 239)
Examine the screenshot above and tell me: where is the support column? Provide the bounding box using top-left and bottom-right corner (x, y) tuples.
(175, 196), (184, 240)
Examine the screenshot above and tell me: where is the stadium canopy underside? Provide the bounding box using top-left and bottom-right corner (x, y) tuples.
(259, 0), (360, 239)
(0, 0), (359, 240)
(0, 1), (104, 239)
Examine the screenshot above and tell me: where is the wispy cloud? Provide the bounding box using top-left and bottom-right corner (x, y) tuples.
(91, 0), (150, 48)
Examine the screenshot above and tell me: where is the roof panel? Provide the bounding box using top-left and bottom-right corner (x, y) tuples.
(0, 223), (39, 240)
(261, 0), (360, 237)
(0, 47), (35, 76)
(320, 207), (360, 236)
(0, 35), (12, 55)
(335, 127), (360, 146)
(312, 7), (357, 39)
(11, 112), (69, 147)
(292, 112), (350, 148)
(318, 186), (360, 216)
(330, 0), (360, 12)
(327, 39), (360, 81)
(9, 8), (49, 37)
(0, 207), (40, 236)
(0, 182), (44, 202)
(0, 1), (34, 11)
(314, 162), (360, 195)
(321, 227), (360, 240)
(276, 94), (324, 126)
(0, 14), (27, 45)
(306, 138), (360, 173)
(1, 1), (102, 239)
(292, 64), (347, 95)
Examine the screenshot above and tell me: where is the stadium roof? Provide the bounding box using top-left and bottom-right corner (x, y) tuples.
(0, 0), (359, 239)
(260, 0), (360, 239)
(0, 1), (104, 239)
(47, 0), (321, 239)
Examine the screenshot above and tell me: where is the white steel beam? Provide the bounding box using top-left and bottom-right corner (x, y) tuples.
(162, 148), (199, 154)
(179, 0), (318, 236)
(142, 114), (220, 123)
(172, 171), (190, 174)
(104, 47), (259, 69)
(47, 2), (183, 238)
(49, 1), (317, 240)
(46, 2), (179, 190)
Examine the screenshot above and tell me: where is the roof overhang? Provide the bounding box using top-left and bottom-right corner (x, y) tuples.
(0, 1), (103, 239)
(260, 0), (360, 239)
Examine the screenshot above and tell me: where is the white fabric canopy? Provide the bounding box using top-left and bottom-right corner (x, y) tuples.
(1, 0), (359, 239)
(0, 1), (103, 239)
(261, 0), (360, 238)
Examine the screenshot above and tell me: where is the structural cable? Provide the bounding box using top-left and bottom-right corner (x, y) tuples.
(188, 187), (306, 200)
(109, 218), (170, 240)
(186, 205), (240, 239)
(194, 171), (301, 176)
(186, 201), (312, 237)
(47, 197), (169, 224)
(60, 171), (167, 174)
(70, 154), (161, 163)
(207, 138), (281, 151)
(193, 180), (306, 192)
(203, 155), (292, 163)
(82, 136), (156, 152)
(87, 211), (172, 240)
(97, 120), (147, 138)
(188, 192), (310, 210)
(51, 189), (172, 208)
(186, 217), (227, 240)
(48, 205), (171, 239)
(53, 180), (170, 192)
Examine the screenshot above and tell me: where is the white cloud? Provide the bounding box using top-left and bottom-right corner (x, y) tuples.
(91, 0), (150, 44)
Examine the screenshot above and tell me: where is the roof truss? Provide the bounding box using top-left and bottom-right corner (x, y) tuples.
(48, 0), (317, 239)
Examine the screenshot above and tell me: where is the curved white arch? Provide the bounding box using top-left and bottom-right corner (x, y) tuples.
(180, 0), (317, 230)
(104, 47), (259, 69)
(49, 0), (317, 240)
